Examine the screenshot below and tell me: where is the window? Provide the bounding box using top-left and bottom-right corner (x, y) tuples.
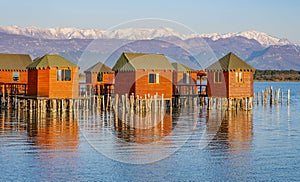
(183, 73), (190, 84)
(13, 72), (19, 82)
(214, 72), (222, 83)
(236, 72), (243, 83)
(97, 73), (103, 82)
(149, 73), (160, 83)
(57, 69), (71, 81)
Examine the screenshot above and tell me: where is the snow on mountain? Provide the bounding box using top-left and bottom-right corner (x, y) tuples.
(195, 30), (291, 46)
(0, 26), (292, 46)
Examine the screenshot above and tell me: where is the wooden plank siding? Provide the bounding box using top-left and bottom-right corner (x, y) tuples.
(207, 72), (229, 98)
(207, 71), (254, 98)
(114, 70), (173, 98)
(87, 72), (114, 85)
(48, 67), (79, 98)
(114, 72), (136, 96)
(27, 67), (79, 98)
(135, 70), (173, 99)
(0, 70), (28, 84)
(228, 71), (254, 98)
(27, 70), (38, 95)
(173, 72), (198, 95)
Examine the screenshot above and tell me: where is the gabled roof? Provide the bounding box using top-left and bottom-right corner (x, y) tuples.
(171, 62), (197, 72)
(112, 52), (174, 71)
(0, 54), (32, 71)
(27, 54), (77, 69)
(206, 52), (255, 72)
(84, 62), (113, 73)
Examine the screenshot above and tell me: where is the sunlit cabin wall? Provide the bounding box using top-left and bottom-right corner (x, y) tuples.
(0, 70), (28, 84)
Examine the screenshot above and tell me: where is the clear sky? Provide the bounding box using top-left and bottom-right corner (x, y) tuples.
(1, 0), (299, 43)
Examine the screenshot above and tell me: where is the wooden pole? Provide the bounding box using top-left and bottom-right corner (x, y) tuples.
(287, 89), (290, 105)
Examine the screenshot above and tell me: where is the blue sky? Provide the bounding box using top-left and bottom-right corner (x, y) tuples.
(1, 0), (299, 43)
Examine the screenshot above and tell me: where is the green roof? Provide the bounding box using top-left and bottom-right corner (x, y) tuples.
(205, 52), (255, 72)
(0, 53), (32, 71)
(171, 62), (197, 72)
(112, 52), (174, 71)
(84, 62), (113, 73)
(27, 54), (77, 69)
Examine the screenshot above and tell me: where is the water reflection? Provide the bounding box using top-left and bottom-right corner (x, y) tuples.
(80, 106), (197, 164)
(207, 110), (253, 151)
(114, 111), (173, 144)
(0, 110), (79, 151)
(26, 112), (79, 152)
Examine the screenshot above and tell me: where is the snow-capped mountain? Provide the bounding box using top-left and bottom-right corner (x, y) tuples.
(196, 30), (291, 46)
(0, 25), (299, 70)
(0, 26), (292, 47)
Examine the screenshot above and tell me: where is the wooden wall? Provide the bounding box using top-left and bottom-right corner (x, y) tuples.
(207, 71), (254, 98)
(172, 72), (197, 84)
(114, 70), (173, 98)
(0, 70), (28, 84)
(207, 72), (229, 98)
(173, 72), (198, 95)
(114, 71), (135, 96)
(228, 71), (254, 98)
(27, 67), (79, 98)
(49, 67), (79, 98)
(85, 72), (92, 83)
(135, 70), (173, 99)
(87, 72), (115, 85)
(27, 70), (38, 96)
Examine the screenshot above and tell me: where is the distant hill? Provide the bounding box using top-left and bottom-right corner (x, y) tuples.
(0, 26), (299, 71)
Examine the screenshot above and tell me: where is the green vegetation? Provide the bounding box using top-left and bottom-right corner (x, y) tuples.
(254, 70), (300, 81)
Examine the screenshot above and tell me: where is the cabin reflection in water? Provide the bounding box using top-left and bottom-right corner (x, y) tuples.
(206, 110), (253, 151)
(26, 112), (79, 151)
(114, 111), (173, 144)
(0, 109), (79, 152)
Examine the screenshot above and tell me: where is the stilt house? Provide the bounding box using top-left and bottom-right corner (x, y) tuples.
(26, 54), (79, 98)
(206, 52), (255, 98)
(172, 62), (198, 96)
(0, 54), (32, 95)
(84, 62), (114, 95)
(112, 52), (174, 98)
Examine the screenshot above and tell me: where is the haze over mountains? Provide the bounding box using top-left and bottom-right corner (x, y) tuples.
(0, 26), (299, 70)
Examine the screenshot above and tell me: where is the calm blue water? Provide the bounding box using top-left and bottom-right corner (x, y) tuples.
(1, 82), (300, 181)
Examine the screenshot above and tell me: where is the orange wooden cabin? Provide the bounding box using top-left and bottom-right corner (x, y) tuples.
(0, 53), (32, 84)
(0, 54), (32, 96)
(84, 62), (114, 95)
(172, 62), (198, 96)
(206, 52), (255, 98)
(112, 52), (174, 99)
(26, 54), (79, 98)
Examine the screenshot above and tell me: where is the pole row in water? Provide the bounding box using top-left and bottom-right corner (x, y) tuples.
(113, 93), (169, 116)
(255, 86), (290, 106)
(207, 97), (253, 111)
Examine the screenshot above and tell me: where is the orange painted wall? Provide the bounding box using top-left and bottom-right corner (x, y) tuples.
(48, 67), (79, 98)
(172, 72), (197, 84)
(135, 70), (173, 99)
(207, 71), (254, 98)
(228, 71), (254, 98)
(0, 70), (28, 84)
(114, 70), (173, 98)
(173, 72), (198, 95)
(27, 67), (79, 98)
(86, 72), (115, 85)
(27, 69), (39, 96)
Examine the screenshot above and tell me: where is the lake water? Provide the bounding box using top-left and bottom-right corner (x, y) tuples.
(1, 82), (300, 181)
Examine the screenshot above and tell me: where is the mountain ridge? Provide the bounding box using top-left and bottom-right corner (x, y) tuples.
(0, 26), (299, 70)
(0, 26), (292, 47)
